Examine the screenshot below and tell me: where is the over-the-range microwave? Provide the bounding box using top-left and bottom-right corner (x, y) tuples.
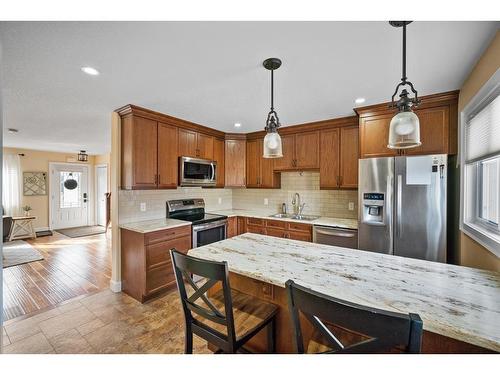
(179, 156), (217, 187)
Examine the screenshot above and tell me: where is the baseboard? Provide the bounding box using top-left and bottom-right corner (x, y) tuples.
(35, 227), (50, 232)
(109, 280), (122, 293)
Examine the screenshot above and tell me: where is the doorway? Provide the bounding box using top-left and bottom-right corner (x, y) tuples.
(95, 164), (108, 227)
(49, 163), (90, 229)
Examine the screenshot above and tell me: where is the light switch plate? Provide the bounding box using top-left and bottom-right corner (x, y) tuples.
(140, 202), (146, 212)
(264, 198), (269, 205)
(348, 202), (355, 211)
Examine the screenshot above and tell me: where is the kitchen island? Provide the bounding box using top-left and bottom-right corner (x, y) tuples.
(188, 233), (500, 353)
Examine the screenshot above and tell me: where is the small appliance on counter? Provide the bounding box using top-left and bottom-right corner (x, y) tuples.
(166, 198), (227, 248)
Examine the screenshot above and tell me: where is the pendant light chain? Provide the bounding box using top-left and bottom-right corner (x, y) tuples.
(271, 69), (274, 111)
(262, 57), (283, 158)
(402, 23), (407, 82)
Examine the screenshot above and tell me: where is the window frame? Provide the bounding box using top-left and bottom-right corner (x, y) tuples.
(460, 68), (500, 258)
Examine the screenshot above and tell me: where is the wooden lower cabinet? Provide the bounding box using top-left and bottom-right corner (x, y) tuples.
(226, 216), (237, 238)
(241, 217), (312, 242)
(121, 225), (191, 302)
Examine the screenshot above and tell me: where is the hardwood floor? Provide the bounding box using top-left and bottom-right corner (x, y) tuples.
(2, 232), (111, 321)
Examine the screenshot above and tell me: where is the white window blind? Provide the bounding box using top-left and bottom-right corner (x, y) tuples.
(465, 92), (500, 162)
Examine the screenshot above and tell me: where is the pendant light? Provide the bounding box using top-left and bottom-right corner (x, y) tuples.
(263, 58), (283, 158)
(387, 21), (421, 149)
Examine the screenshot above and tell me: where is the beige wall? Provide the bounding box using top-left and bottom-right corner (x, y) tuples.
(3, 147), (95, 229)
(458, 31), (500, 272)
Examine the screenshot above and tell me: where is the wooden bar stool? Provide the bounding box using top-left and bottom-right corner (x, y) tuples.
(170, 250), (278, 354)
(285, 280), (423, 353)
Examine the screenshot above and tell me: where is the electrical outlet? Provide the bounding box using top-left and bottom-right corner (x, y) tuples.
(140, 202), (146, 212)
(264, 198), (269, 205)
(348, 202), (355, 211)
(218, 197), (222, 204)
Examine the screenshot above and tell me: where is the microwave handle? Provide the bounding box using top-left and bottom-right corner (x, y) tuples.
(211, 163), (215, 181)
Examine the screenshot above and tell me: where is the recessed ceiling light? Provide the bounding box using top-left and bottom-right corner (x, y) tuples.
(81, 66), (99, 76)
(355, 97), (366, 104)
(8, 128), (18, 134)
(234, 123), (242, 128)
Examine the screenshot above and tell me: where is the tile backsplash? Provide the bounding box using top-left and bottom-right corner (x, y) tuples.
(119, 172), (358, 223)
(232, 172), (358, 219)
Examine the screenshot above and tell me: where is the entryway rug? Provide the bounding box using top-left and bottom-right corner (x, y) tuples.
(2, 240), (44, 268)
(56, 225), (106, 238)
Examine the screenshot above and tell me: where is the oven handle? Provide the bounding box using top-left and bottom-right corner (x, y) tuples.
(192, 220), (227, 232)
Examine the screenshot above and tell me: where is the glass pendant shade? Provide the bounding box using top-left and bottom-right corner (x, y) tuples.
(387, 110), (421, 149)
(263, 131), (283, 158)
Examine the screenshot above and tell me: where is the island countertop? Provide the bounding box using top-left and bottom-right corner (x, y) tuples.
(188, 233), (500, 352)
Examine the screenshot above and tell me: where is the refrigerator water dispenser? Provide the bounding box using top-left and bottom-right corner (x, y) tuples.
(362, 193), (385, 225)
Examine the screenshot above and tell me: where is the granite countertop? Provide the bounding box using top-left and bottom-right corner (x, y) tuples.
(119, 218), (191, 233)
(210, 209), (358, 230)
(188, 233), (500, 352)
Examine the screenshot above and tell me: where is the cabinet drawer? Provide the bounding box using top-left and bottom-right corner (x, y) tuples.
(145, 225), (191, 245)
(247, 225), (266, 235)
(146, 235), (191, 269)
(288, 231), (312, 242)
(266, 228), (287, 238)
(288, 222), (311, 233)
(146, 263), (176, 295)
(265, 219), (287, 229)
(246, 217), (265, 226)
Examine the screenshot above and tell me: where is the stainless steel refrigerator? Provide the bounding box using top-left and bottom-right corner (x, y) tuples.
(358, 154), (447, 263)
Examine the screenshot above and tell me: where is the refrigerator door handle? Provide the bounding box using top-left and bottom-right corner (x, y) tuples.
(396, 174), (402, 238)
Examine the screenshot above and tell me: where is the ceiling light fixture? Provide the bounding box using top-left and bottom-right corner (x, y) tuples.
(81, 66), (99, 76)
(355, 97), (366, 105)
(78, 150), (88, 162)
(387, 21), (421, 149)
(262, 57), (283, 159)
(234, 123), (242, 128)
(8, 128), (19, 134)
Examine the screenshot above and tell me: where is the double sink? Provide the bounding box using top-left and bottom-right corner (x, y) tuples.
(269, 213), (320, 221)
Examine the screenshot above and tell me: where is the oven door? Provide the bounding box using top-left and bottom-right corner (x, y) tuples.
(192, 220), (227, 248)
(180, 157), (217, 187)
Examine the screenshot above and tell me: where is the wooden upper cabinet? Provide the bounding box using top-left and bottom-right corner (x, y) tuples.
(295, 131), (319, 169)
(405, 106), (449, 156)
(319, 128), (340, 189)
(213, 138), (225, 187)
(157, 122), (178, 188)
(339, 126), (359, 188)
(121, 115), (158, 189)
(359, 114), (399, 158)
(197, 133), (214, 159)
(246, 139), (260, 187)
(178, 129), (198, 158)
(225, 139), (246, 187)
(273, 134), (295, 170)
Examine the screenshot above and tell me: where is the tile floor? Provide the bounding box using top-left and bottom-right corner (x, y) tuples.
(2, 288), (210, 354)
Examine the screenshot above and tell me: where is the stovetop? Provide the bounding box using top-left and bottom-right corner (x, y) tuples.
(166, 198), (227, 226)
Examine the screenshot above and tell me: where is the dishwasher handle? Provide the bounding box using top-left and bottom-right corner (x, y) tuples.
(314, 227), (356, 238)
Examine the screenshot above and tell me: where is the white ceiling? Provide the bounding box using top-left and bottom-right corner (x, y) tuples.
(1, 21), (497, 155)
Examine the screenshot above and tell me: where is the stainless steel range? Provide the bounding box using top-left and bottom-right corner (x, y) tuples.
(166, 198), (227, 248)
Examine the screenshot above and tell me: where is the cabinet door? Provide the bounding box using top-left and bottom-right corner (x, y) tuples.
(266, 228), (287, 239)
(319, 128), (340, 189)
(287, 231), (312, 242)
(157, 122), (178, 188)
(237, 216), (247, 235)
(197, 133), (214, 159)
(405, 106), (449, 156)
(213, 138), (225, 187)
(295, 131), (319, 169)
(225, 139), (246, 187)
(340, 126), (359, 188)
(226, 217), (238, 238)
(359, 115), (399, 158)
(133, 117), (158, 188)
(273, 134), (295, 170)
(178, 129), (197, 158)
(246, 225), (266, 235)
(246, 139), (260, 187)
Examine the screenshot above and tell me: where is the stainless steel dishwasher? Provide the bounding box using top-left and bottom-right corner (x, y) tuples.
(313, 225), (358, 249)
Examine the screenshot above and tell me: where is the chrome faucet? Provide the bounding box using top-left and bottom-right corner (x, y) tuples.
(292, 193), (305, 215)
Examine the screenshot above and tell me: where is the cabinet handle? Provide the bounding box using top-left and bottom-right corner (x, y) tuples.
(339, 175), (343, 187)
(157, 174), (161, 185)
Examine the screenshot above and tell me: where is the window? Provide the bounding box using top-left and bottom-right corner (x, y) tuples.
(461, 70), (500, 257)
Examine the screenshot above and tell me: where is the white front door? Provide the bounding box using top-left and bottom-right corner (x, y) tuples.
(96, 165), (108, 226)
(50, 163), (90, 229)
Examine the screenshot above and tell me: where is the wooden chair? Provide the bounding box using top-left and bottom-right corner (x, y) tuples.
(170, 249), (278, 354)
(285, 280), (423, 354)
